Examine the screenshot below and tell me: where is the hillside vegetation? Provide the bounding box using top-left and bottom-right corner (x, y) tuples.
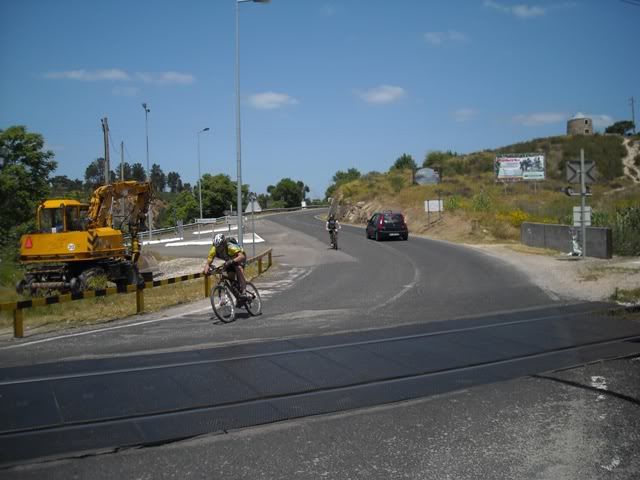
(333, 134), (640, 256)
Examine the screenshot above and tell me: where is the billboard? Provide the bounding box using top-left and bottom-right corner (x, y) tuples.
(495, 153), (545, 181)
(414, 167), (440, 185)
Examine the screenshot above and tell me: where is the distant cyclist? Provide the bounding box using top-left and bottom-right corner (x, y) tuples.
(203, 233), (247, 298)
(326, 213), (341, 248)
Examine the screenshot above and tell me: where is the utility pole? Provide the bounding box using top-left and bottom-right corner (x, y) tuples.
(631, 96), (637, 134)
(120, 141), (124, 181)
(580, 149), (587, 258)
(120, 141), (125, 223)
(142, 103), (152, 240)
(101, 118), (110, 185)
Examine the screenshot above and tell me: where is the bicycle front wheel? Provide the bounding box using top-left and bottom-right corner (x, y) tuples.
(244, 282), (262, 316)
(210, 284), (236, 323)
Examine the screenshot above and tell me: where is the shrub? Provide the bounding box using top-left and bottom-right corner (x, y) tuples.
(445, 196), (461, 211)
(389, 175), (405, 193)
(612, 206), (640, 256)
(499, 209), (530, 227)
(471, 190), (492, 212)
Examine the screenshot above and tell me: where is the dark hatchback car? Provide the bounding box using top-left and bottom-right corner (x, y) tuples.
(366, 211), (409, 241)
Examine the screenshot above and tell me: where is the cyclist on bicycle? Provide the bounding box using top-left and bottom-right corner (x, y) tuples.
(203, 233), (247, 298)
(326, 213), (341, 247)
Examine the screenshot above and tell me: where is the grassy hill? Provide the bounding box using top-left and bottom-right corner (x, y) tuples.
(334, 134), (640, 256)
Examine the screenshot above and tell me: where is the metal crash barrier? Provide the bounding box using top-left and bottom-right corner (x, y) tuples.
(1, 249), (273, 339)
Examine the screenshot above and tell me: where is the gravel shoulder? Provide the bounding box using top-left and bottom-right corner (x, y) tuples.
(463, 243), (640, 303)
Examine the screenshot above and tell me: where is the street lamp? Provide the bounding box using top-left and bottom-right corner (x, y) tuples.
(142, 102), (152, 240)
(236, 0), (271, 246)
(197, 127), (210, 220)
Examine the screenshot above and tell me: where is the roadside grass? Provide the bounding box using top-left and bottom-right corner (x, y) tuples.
(0, 262), (263, 335)
(610, 287), (640, 304)
(579, 265), (640, 282)
(336, 158), (640, 254)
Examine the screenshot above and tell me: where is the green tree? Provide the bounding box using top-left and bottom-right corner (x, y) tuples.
(257, 193), (270, 210)
(200, 174), (249, 217)
(84, 158), (116, 190)
(50, 175), (83, 196)
(131, 163), (146, 182)
(0, 125), (57, 242)
(117, 161), (132, 180)
(172, 190), (199, 223)
(150, 163), (166, 192)
(325, 168), (361, 199)
(332, 168), (361, 184)
(297, 181), (310, 201)
(167, 171), (182, 193)
(391, 153), (417, 171)
(605, 120), (635, 136)
(270, 178), (305, 208)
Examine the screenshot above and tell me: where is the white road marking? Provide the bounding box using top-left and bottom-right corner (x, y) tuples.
(0, 307), (213, 350)
(0, 267), (311, 350)
(166, 234), (265, 247)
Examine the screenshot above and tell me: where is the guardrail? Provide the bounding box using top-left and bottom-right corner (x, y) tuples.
(140, 205), (330, 240)
(0, 249), (273, 339)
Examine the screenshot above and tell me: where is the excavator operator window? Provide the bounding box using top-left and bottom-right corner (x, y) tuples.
(40, 208), (64, 233)
(65, 206), (83, 231)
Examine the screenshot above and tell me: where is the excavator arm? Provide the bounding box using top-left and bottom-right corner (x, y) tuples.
(87, 181), (152, 228)
(86, 181), (153, 263)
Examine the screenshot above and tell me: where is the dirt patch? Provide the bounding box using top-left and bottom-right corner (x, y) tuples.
(464, 243), (640, 303)
(155, 258), (205, 279)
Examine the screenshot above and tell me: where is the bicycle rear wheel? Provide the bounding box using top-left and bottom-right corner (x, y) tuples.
(210, 284), (236, 323)
(244, 282), (262, 316)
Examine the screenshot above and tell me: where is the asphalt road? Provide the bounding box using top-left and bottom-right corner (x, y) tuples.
(1, 209), (639, 477)
(0, 210), (559, 366)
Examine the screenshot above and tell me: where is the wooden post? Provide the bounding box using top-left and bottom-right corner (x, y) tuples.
(136, 287), (144, 314)
(204, 274), (210, 298)
(258, 257), (263, 275)
(268, 250), (272, 268)
(13, 309), (24, 338)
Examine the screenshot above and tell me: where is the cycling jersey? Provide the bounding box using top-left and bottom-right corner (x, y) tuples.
(207, 242), (244, 263)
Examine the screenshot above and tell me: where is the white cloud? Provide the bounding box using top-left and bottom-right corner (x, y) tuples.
(248, 92), (299, 110)
(136, 71), (195, 86)
(321, 4), (336, 16)
(452, 108), (478, 122)
(484, 1), (545, 18)
(512, 112), (566, 126)
(44, 69), (195, 86)
(424, 30), (467, 45)
(512, 112), (568, 127)
(357, 85), (406, 104)
(44, 69), (130, 81)
(512, 112), (613, 129)
(588, 114), (614, 129)
(112, 86), (139, 97)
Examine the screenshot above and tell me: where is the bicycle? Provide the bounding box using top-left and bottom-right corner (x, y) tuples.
(329, 229), (338, 250)
(208, 265), (262, 323)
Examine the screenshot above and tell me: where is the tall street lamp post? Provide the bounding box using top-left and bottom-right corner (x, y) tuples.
(236, 0), (270, 246)
(197, 127), (210, 220)
(142, 102), (152, 241)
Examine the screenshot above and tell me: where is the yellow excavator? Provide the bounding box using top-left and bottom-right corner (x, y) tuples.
(16, 181), (153, 295)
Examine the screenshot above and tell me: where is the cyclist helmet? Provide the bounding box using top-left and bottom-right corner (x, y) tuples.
(213, 233), (226, 246)
(328, 213), (335, 220)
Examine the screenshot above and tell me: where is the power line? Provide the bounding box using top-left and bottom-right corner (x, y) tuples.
(123, 144), (137, 166)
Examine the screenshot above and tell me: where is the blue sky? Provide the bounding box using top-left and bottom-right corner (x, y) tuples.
(1, 0), (638, 199)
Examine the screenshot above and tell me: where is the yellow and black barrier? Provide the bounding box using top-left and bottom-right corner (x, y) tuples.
(1, 249), (273, 339)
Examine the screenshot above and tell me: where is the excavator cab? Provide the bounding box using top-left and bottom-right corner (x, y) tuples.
(37, 200), (88, 233)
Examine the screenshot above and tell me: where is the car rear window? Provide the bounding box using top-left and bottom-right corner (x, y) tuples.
(383, 213), (404, 224)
